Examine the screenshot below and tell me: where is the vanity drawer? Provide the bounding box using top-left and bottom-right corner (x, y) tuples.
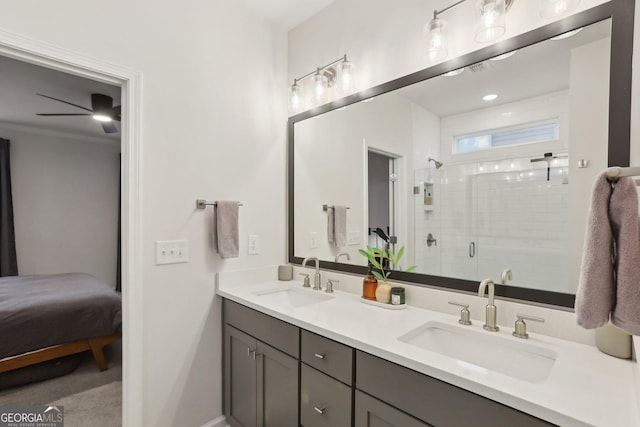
(356, 351), (555, 427)
(301, 363), (352, 427)
(223, 299), (299, 358)
(301, 330), (353, 385)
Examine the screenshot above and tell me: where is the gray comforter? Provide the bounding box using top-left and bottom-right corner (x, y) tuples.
(0, 273), (122, 359)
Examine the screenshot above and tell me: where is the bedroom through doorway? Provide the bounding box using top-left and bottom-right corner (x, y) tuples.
(0, 52), (125, 419)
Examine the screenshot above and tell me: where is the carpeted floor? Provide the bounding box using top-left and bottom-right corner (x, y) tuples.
(49, 381), (121, 427)
(0, 340), (122, 406)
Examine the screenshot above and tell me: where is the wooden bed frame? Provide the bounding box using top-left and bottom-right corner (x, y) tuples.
(0, 332), (122, 374)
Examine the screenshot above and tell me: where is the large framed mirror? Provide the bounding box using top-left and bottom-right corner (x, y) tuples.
(288, 0), (634, 308)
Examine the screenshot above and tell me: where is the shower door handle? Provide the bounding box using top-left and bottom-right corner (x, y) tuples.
(469, 242), (476, 258)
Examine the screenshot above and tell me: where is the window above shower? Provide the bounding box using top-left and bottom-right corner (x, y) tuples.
(454, 118), (560, 154)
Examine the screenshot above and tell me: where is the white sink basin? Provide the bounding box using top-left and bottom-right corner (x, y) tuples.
(398, 321), (556, 382)
(252, 286), (334, 308)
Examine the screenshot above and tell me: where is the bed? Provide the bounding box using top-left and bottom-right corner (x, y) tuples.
(0, 273), (122, 374)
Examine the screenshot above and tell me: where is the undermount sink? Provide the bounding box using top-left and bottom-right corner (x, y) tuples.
(252, 286), (334, 308)
(398, 321), (557, 382)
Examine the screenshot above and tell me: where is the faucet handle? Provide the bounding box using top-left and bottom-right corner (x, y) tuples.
(513, 314), (545, 339)
(325, 279), (339, 293)
(299, 273), (311, 288)
(448, 301), (472, 325)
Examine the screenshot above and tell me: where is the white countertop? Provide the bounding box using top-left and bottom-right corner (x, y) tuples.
(217, 272), (640, 427)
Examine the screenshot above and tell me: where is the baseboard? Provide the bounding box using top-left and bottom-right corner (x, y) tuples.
(201, 415), (228, 427)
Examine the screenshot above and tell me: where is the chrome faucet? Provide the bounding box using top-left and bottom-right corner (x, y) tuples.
(302, 257), (322, 290)
(334, 252), (350, 262)
(478, 278), (499, 332)
(501, 268), (513, 285)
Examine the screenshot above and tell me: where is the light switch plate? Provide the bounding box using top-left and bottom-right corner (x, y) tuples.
(248, 235), (260, 255)
(155, 240), (189, 265)
(309, 232), (318, 249)
(348, 230), (361, 246)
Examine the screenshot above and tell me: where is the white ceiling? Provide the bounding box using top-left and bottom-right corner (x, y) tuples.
(0, 56), (121, 141)
(238, 0), (337, 30)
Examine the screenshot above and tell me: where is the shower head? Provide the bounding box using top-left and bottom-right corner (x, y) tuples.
(428, 157), (443, 169)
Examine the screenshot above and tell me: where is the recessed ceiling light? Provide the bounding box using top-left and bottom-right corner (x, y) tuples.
(551, 28), (583, 40)
(490, 50), (517, 61)
(443, 68), (464, 77)
(93, 114), (112, 122)
(482, 94), (498, 101)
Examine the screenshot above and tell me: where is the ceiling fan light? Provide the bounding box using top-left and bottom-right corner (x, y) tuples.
(93, 114), (112, 122)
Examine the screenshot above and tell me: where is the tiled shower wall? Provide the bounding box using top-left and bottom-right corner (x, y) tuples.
(415, 158), (569, 292)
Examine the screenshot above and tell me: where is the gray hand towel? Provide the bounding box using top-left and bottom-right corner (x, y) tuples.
(327, 206), (335, 245)
(212, 201), (239, 259)
(576, 172), (616, 329)
(610, 177), (640, 335)
(333, 206), (347, 249)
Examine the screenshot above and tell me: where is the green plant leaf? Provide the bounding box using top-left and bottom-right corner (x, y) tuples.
(371, 271), (385, 281)
(406, 265), (417, 272)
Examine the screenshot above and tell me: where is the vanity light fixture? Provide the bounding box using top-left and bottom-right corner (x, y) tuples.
(540, 0), (580, 18)
(92, 114), (112, 122)
(288, 54), (355, 112)
(425, 0), (514, 62)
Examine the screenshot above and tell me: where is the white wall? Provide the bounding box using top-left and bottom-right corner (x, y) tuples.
(294, 92), (414, 263)
(0, 2), (287, 426)
(2, 123), (120, 288)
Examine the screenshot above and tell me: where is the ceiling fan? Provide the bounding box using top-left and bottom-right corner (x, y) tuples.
(36, 93), (121, 134)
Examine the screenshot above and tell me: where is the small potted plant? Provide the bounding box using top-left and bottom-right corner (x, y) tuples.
(359, 246), (416, 303)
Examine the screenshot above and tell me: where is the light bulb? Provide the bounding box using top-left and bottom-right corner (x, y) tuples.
(288, 81), (302, 114)
(93, 114), (112, 122)
(425, 17), (448, 63)
(540, 0), (580, 18)
(475, 0), (506, 44)
(337, 59), (356, 95)
(312, 71), (329, 106)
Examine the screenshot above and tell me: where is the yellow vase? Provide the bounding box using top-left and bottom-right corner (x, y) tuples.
(375, 282), (392, 304)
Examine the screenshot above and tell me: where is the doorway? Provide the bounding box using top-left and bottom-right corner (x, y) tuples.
(0, 34), (142, 426)
(367, 150), (397, 255)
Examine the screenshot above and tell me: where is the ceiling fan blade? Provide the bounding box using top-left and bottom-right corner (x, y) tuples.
(101, 121), (119, 134)
(36, 93), (93, 112)
(36, 113), (92, 116)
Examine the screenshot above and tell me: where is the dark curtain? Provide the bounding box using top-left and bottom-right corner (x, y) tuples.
(0, 138), (18, 276)
(116, 154), (121, 292)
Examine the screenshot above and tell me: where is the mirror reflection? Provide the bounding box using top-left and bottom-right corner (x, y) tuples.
(293, 19), (611, 295)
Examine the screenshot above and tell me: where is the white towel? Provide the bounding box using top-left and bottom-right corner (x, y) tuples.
(327, 206), (347, 248)
(213, 201), (239, 259)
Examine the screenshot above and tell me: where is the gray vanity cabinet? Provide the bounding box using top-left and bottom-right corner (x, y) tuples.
(224, 301), (299, 427)
(354, 391), (431, 427)
(300, 363), (352, 427)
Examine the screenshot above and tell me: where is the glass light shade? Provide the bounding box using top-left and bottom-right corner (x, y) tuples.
(475, 0), (506, 44)
(425, 18), (448, 63)
(337, 60), (356, 95)
(93, 114), (112, 122)
(288, 82), (302, 114)
(540, 0), (580, 18)
(312, 72), (329, 106)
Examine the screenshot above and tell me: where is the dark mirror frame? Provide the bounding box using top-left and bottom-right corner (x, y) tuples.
(288, 0), (634, 308)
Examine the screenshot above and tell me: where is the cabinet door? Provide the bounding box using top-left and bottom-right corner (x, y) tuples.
(225, 326), (258, 427)
(355, 391), (431, 427)
(257, 341), (299, 427)
(300, 364), (352, 427)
